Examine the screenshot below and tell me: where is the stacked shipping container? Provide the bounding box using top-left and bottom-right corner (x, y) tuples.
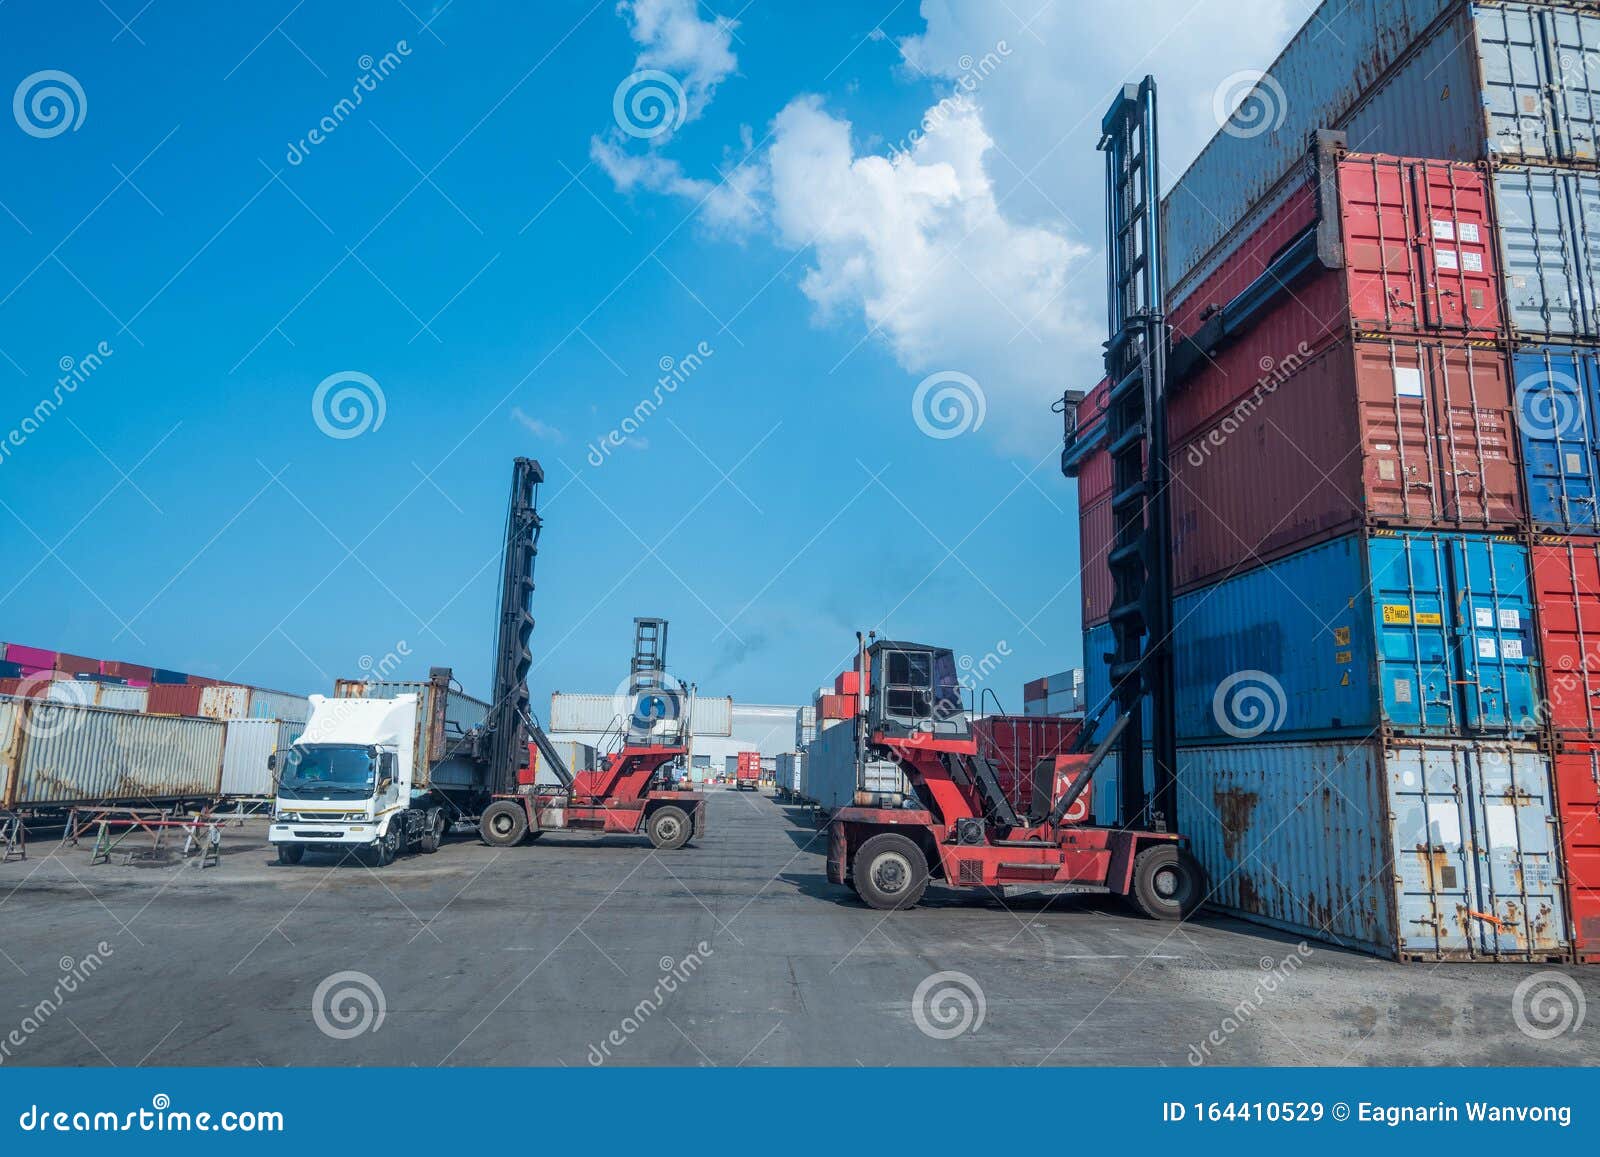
(1071, 0), (1600, 960)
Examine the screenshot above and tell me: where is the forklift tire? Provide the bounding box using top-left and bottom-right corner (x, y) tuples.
(525, 831), (544, 842)
(647, 805), (692, 851)
(276, 844), (304, 866)
(852, 833), (928, 911)
(1128, 845), (1206, 921)
(480, 801), (529, 847)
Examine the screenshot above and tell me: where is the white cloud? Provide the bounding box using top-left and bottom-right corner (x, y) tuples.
(590, 136), (764, 236)
(618, 0), (738, 124)
(511, 407), (564, 443)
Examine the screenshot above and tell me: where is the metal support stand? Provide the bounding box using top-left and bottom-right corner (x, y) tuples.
(0, 811), (25, 862)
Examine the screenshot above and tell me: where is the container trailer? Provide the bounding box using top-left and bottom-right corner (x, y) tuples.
(734, 749), (761, 791)
(774, 752), (804, 802)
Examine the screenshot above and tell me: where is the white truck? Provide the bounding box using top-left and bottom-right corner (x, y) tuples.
(268, 672), (492, 866)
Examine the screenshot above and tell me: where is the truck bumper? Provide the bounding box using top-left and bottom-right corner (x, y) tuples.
(269, 823), (377, 847)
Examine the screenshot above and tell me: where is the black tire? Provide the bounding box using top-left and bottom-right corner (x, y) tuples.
(276, 844), (304, 866)
(374, 821), (402, 866)
(420, 810), (445, 854)
(647, 805), (691, 851)
(525, 830), (544, 841)
(480, 801), (529, 847)
(852, 833), (929, 910)
(1127, 845), (1206, 921)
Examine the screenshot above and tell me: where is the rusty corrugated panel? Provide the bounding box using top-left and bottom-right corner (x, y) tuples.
(145, 684), (203, 716)
(199, 684), (251, 720)
(3, 696), (224, 807)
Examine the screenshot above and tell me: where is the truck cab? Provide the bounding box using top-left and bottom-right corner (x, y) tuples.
(269, 693), (446, 865)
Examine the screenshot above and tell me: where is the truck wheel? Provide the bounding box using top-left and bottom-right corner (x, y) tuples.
(480, 801), (528, 847)
(852, 833), (928, 910)
(276, 844), (304, 866)
(1127, 845), (1205, 921)
(420, 810), (445, 854)
(647, 806), (691, 851)
(374, 821), (402, 866)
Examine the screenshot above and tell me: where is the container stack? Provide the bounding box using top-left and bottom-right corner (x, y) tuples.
(1073, 0), (1600, 962)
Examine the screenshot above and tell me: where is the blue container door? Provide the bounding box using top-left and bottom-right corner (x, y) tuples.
(1465, 746), (1567, 957)
(1514, 345), (1600, 533)
(1386, 745), (1476, 956)
(1448, 534), (1539, 732)
(1367, 534), (1458, 732)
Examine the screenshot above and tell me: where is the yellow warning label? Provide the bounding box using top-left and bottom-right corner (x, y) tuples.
(1382, 604), (1412, 625)
(1341, 672), (1351, 686)
(1333, 627), (1351, 646)
(1335, 650), (1352, 665)
(1415, 611), (1442, 626)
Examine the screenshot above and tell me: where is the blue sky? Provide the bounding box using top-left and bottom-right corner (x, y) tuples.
(0, 0), (1296, 711)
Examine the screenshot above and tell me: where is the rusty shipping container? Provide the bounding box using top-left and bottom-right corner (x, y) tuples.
(1166, 1), (1600, 309)
(1173, 337), (1523, 593)
(1181, 737), (1568, 962)
(0, 694), (225, 808)
(1552, 743), (1600, 963)
(145, 683), (204, 716)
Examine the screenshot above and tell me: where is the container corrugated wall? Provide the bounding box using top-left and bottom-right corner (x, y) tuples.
(802, 718), (860, 810)
(1, 695), (225, 807)
(1180, 738), (1567, 961)
(220, 718), (303, 797)
(247, 690), (310, 723)
(1493, 167), (1600, 340)
(46, 681), (149, 712)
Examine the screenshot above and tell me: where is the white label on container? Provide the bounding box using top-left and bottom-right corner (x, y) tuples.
(1475, 607), (1495, 628)
(1485, 804), (1518, 850)
(1498, 608), (1521, 630)
(1394, 367), (1424, 397)
(1393, 678), (1413, 704)
(1568, 452), (1585, 475)
(1462, 252), (1484, 273)
(1503, 638), (1524, 659)
(1436, 248), (1460, 270)
(1432, 219), (1456, 241)
(1478, 637), (1498, 659)
(1459, 223), (1481, 243)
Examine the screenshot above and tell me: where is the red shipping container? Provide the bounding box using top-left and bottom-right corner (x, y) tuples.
(1551, 744), (1600, 963)
(1071, 379), (1113, 507)
(1022, 677), (1049, 703)
(1171, 337), (1522, 594)
(1533, 539), (1600, 738)
(970, 715), (1081, 813)
(816, 694), (854, 721)
(53, 652), (98, 677)
(834, 670), (860, 696)
(1170, 154), (1501, 379)
(146, 684), (204, 716)
(101, 659), (155, 682)
(1080, 495), (1114, 628)
(1, 644), (54, 670)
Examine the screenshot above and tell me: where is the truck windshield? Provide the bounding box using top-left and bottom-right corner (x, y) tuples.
(277, 745), (376, 798)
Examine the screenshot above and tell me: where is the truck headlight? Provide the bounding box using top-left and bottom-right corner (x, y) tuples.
(276, 812), (299, 823)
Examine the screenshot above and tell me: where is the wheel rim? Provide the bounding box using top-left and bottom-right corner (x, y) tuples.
(872, 851), (912, 895)
(657, 815), (682, 842)
(489, 812), (515, 838)
(1153, 865), (1182, 901)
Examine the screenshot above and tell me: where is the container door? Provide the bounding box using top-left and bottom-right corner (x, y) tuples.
(1553, 747), (1600, 959)
(1429, 341), (1520, 527)
(1543, 7), (1600, 164)
(1532, 539), (1600, 737)
(1494, 169), (1583, 339)
(1408, 161), (1501, 334)
(1387, 745), (1475, 957)
(1475, 3), (1558, 161)
(1463, 746), (1567, 958)
(1368, 534), (1457, 733)
(1513, 346), (1600, 533)
(1569, 171), (1600, 340)
(1448, 535), (1539, 733)
(1356, 341), (1441, 525)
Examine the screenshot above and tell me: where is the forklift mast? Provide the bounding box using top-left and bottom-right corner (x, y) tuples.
(485, 457), (552, 794)
(1070, 76), (1178, 831)
(626, 617), (683, 747)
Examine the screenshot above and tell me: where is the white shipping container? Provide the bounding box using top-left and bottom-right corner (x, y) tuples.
(47, 681), (148, 713)
(199, 684), (252, 720)
(221, 718), (305, 797)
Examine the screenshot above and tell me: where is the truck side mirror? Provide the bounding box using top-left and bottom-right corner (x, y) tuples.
(267, 752), (278, 772)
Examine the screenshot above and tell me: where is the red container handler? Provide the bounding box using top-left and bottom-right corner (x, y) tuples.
(970, 714), (1081, 813)
(1171, 336), (1522, 594)
(1551, 743), (1600, 964)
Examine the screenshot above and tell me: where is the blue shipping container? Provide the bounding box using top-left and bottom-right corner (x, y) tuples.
(1514, 343), (1600, 532)
(1082, 622), (1151, 747)
(1173, 531), (1540, 741)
